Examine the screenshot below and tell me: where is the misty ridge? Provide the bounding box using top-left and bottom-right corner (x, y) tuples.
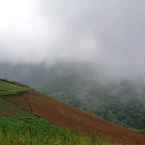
(1, 61), (145, 129)
(1, 1), (145, 145)
(1, 0), (145, 130)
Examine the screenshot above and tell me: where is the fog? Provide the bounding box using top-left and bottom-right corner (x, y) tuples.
(0, 0), (145, 79)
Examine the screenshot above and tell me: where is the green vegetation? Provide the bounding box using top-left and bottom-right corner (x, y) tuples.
(0, 79), (121, 145)
(0, 80), (29, 96)
(0, 114), (118, 145)
(0, 80), (30, 115)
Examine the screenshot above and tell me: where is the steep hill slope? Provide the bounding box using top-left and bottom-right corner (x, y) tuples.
(1, 62), (145, 130)
(0, 79), (145, 145)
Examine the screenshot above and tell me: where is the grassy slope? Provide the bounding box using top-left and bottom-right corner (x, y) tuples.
(0, 80), (138, 145)
(0, 80), (30, 115)
(0, 114), (119, 145)
(0, 80), (29, 96)
(0, 80), (119, 145)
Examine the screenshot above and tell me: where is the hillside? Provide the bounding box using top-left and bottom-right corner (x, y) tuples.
(0, 79), (145, 145)
(1, 62), (145, 130)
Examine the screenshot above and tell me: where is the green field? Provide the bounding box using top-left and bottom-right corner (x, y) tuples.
(0, 114), (118, 145)
(0, 80), (29, 96)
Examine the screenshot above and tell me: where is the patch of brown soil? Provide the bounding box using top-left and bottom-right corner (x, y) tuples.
(8, 90), (145, 145)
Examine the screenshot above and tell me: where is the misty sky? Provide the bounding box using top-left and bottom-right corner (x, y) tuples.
(0, 0), (145, 77)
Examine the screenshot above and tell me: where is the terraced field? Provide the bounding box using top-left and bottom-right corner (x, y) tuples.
(0, 80), (29, 96)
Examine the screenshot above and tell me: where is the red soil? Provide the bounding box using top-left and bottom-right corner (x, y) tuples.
(7, 90), (145, 145)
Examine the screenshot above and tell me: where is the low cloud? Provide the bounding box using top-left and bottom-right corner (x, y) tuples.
(0, 0), (145, 78)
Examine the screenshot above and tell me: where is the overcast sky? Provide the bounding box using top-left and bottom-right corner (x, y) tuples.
(0, 0), (145, 78)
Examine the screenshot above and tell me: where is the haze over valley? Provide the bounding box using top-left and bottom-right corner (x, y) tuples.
(0, 0), (145, 144)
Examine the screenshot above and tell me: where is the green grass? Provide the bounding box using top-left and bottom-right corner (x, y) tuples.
(0, 80), (29, 96)
(0, 114), (119, 145)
